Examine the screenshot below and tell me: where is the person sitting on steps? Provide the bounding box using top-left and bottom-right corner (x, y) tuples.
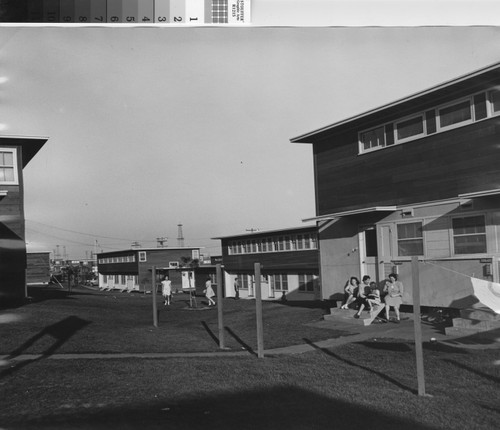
(353, 275), (371, 318)
(341, 276), (359, 309)
(366, 281), (381, 313)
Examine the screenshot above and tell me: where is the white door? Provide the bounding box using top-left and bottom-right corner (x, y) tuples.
(359, 225), (379, 281)
(182, 271), (195, 290)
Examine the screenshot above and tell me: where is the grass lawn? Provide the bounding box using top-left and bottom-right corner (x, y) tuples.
(1, 286), (499, 429)
(1, 341), (499, 429)
(0, 285), (346, 354)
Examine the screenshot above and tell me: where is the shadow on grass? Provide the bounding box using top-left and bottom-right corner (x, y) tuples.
(1, 315), (90, 380)
(303, 338), (417, 395)
(272, 300), (330, 311)
(201, 321), (220, 347)
(1, 385), (437, 430)
(26, 285), (98, 304)
(225, 327), (256, 356)
(355, 340), (413, 352)
(442, 358), (500, 384)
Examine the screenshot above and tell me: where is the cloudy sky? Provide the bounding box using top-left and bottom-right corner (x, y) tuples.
(1, 22), (499, 259)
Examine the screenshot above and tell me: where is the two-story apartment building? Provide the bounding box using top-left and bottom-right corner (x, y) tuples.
(214, 226), (320, 300)
(97, 247), (202, 293)
(291, 62), (500, 308)
(1, 136), (47, 302)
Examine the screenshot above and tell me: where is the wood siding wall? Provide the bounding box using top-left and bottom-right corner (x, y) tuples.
(0, 146), (26, 300)
(313, 117), (500, 215)
(26, 253), (51, 284)
(222, 248), (319, 273)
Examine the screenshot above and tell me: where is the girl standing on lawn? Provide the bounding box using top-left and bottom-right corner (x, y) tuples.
(384, 273), (404, 322)
(204, 277), (216, 307)
(161, 275), (172, 306)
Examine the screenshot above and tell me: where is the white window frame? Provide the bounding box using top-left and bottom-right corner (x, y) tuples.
(298, 274), (315, 292)
(437, 96), (474, 132)
(394, 113), (426, 144)
(358, 88), (499, 155)
(451, 214), (487, 256)
(192, 249), (199, 260)
(488, 88), (500, 116)
(396, 221), (424, 257)
(138, 251), (147, 262)
(0, 148), (19, 185)
(358, 125), (387, 153)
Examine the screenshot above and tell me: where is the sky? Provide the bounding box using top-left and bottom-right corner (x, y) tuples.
(1, 24), (500, 259)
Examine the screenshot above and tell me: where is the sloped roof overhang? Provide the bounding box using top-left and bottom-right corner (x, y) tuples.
(291, 61), (500, 144)
(458, 189), (500, 198)
(302, 206), (397, 222)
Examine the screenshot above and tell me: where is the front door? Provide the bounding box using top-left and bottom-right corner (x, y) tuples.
(359, 225), (378, 281)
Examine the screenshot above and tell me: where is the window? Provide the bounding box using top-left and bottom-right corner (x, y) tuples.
(0, 148), (18, 184)
(490, 89), (500, 114)
(396, 115), (424, 141)
(138, 251), (147, 262)
(474, 93), (487, 120)
(452, 215), (487, 254)
(303, 234), (311, 249)
(192, 249), (200, 260)
(397, 222), (424, 256)
(237, 274), (249, 289)
(439, 99), (472, 129)
(121, 275), (126, 284)
(284, 236), (291, 250)
(311, 234), (318, 249)
(359, 88), (500, 155)
(269, 274), (288, 291)
(360, 126), (385, 151)
(251, 240), (257, 253)
(299, 274), (314, 292)
(296, 235), (303, 250)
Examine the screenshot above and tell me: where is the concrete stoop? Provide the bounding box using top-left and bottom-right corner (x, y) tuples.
(445, 307), (500, 336)
(325, 305), (386, 326)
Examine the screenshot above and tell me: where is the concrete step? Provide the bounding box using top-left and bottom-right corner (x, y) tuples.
(326, 305), (386, 326)
(452, 317), (500, 331)
(459, 308), (500, 321)
(445, 326), (484, 336)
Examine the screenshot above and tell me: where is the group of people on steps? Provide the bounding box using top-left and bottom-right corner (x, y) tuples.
(340, 273), (404, 322)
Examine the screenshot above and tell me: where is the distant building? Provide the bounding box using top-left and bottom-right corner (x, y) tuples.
(97, 247), (202, 293)
(292, 62), (500, 308)
(214, 226), (320, 301)
(26, 252), (51, 285)
(0, 136), (47, 302)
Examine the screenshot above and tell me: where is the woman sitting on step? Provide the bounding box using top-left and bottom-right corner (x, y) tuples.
(354, 280), (380, 318)
(341, 276), (359, 309)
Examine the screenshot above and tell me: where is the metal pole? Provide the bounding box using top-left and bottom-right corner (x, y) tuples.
(152, 266), (158, 327)
(255, 262), (264, 358)
(412, 256), (426, 396)
(216, 264), (225, 349)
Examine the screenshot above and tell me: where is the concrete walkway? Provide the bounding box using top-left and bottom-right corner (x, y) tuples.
(2, 317), (498, 365)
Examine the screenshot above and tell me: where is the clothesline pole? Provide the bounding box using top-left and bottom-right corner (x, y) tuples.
(255, 262), (264, 358)
(412, 256), (427, 396)
(216, 263), (226, 349)
(151, 266), (158, 328)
